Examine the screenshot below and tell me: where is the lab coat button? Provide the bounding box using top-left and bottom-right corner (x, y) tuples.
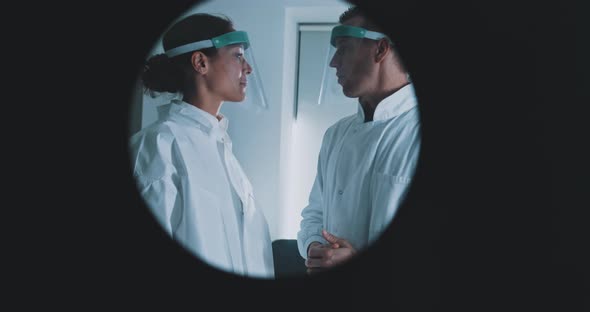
(338, 190), (343, 195)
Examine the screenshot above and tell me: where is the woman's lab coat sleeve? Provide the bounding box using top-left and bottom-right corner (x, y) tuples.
(135, 174), (182, 236)
(130, 129), (184, 236)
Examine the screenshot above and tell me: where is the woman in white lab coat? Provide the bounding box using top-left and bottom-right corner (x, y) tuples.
(129, 13), (274, 278)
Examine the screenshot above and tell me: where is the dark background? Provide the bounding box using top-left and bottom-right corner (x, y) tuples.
(18, 0), (587, 309)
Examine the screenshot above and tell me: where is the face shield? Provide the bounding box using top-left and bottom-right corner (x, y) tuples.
(318, 25), (392, 106)
(165, 31), (268, 112)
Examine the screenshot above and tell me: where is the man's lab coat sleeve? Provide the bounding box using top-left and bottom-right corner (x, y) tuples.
(297, 132), (330, 259)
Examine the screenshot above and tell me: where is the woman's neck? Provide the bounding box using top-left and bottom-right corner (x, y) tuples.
(183, 93), (223, 120)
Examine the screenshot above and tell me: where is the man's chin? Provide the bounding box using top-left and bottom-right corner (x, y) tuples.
(342, 89), (355, 98)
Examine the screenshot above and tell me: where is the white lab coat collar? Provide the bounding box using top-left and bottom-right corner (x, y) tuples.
(163, 100), (231, 144)
(357, 83), (417, 122)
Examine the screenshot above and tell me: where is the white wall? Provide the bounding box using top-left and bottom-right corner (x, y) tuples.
(139, 0), (352, 241)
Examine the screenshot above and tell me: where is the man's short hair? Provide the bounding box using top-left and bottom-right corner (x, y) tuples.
(339, 6), (407, 71)
(339, 6), (383, 33)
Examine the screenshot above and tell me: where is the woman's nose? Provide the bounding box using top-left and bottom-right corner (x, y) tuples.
(244, 61), (252, 74)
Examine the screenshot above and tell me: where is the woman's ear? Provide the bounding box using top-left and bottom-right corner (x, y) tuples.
(191, 51), (208, 75)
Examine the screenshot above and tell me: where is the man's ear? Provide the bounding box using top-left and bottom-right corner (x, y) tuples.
(375, 38), (391, 63)
(191, 51), (208, 74)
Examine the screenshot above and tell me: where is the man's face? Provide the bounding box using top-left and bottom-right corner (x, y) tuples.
(329, 16), (378, 98)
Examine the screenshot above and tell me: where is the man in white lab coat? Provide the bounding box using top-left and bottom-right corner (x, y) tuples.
(297, 6), (421, 274)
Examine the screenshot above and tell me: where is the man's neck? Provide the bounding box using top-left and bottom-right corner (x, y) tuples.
(359, 80), (410, 122)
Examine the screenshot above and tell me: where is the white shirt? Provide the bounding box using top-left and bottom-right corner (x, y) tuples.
(129, 100), (274, 278)
(297, 84), (421, 258)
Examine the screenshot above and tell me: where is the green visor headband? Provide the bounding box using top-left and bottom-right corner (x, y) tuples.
(330, 25), (392, 47)
(165, 31), (250, 58)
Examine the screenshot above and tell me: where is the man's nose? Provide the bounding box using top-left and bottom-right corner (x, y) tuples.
(329, 54), (338, 68)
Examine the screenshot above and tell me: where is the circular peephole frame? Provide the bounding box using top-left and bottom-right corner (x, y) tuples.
(125, 0), (424, 283)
